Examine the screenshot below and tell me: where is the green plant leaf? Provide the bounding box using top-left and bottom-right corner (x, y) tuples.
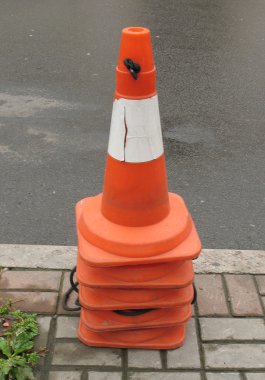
(0, 300), (11, 315)
(0, 338), (11, 357)
(0, 369), (7, 380)
(12, 333), (34, 355)
(10, 311), (38, 341)
(0, 301), (44, 379)
(0, 357), (12, 375)
(12, 366), (36, 380)
(14, 355), (27, 367)
(26, 352), (39, 366)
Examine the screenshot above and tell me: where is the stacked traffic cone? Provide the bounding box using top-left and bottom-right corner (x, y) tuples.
(76, 27), (201, 350)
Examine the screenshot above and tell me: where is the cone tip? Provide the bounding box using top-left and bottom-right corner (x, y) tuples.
(116, 26), (155, 99)
(122, 26), (150, 36)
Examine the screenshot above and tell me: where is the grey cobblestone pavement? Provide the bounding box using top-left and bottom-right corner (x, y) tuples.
(1, 264), (265, 380)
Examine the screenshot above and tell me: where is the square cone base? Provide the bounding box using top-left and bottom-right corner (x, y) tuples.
(77, 193), (201, 267)
(79, 283), (193, 310)
(77, 255), (194, 289)
(78, 320), (186, 350)
(80, 305), (191, 332)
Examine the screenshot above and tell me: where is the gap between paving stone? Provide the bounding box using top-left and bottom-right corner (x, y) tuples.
(0, 245), (265, 273)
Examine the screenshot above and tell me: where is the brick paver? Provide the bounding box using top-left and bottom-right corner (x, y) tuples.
(49, 372), (81, 380)
(0, 270), (61, 290)
(128, 349), (161, 368)
(128, 373), (201, 380)
(225, 275), (263, 316)
(204, 343), (265, 369)
(200, 318), (265, 341)
(256, 275), (265, 295)
(167, 319), (201, 368)
(245, 374), (265, 380)
(195, 274), (228, 315)
(89, 372), (122, 380)
(52, 342), (121, 366)
(206, 374), (241, 380)
(0, 291), (58, 313)
(36, 316), (52, 348)
(56, 316), (79, 338)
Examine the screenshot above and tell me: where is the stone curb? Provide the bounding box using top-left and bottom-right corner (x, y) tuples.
(0, 245), (265, 274)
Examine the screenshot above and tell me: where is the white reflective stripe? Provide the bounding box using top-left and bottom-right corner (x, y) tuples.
(107, 95), (164, 163)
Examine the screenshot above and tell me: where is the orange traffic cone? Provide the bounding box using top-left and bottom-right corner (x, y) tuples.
(79, 284), (194, 310)
(76, 27), (200, 268)
(79, 322), (186, 350)
(81, 306), (191, 332)
(77, 255), (194, 289)
(76, 26), (201, 349)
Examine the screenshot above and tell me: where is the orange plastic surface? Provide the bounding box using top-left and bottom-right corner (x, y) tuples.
(78, 224), (200, 267)
(79, 284), (193, 310)
(102, 154), (169, 227)
(81, 305), (191, 331)
(78, 320), (186, 349)
(115, 27), (156, 100)
(77, 192), (201, 267)
(79, 192), (190, 256)
(77, 255), (194, 288)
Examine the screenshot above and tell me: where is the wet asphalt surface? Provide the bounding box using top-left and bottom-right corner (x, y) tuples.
(0, 0), (265, 249)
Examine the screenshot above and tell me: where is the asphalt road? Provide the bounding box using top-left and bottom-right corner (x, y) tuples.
(1, 0), (265, 249)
